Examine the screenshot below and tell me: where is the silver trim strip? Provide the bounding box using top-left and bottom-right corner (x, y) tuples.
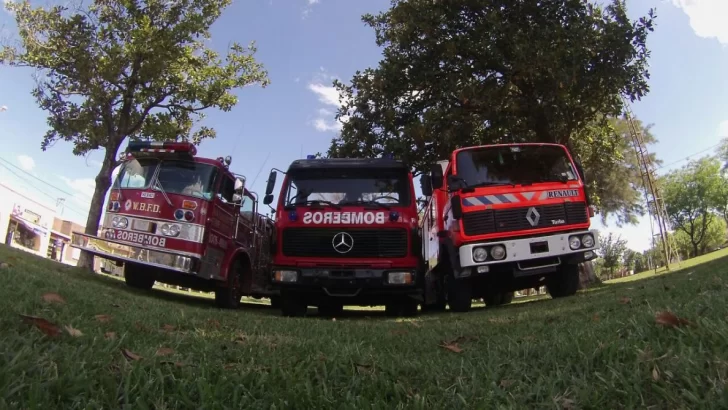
(104, 214), (205, 243)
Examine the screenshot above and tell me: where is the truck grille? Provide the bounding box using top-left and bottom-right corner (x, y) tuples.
(281, 228), (408, 258)
(461, 202), (589, 236)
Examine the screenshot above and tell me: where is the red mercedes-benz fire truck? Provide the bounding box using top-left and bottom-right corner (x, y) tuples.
(70, 141), (277, 309)
(420, 143), (599, 312)
(262, 156), (424, 317)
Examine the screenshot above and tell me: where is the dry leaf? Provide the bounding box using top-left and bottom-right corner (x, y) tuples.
(134, 322), (148, 331)
(592, 314), (601, 322)
(234, 334), (248, 344)
(206, 319), (221, 328)
(655, 311), (694, 328)
(499, 379), (516, 388)
(652, 366), (660, 381)
(161, 324), (176, 332)
(440, 342), (463, 353)
(556, 398), (577, 410)
(64, 325), (83, 337)
(94, 314), (111, 323)
(42, 292), (66, 305)
(223, 363), (237, 370)
(19, 314), (62, 337)
(121, 348), (142, 361)
(355, 363), (373, 374)
(155, 347), (175, 356)
(390, 329), (408, 336)
(105, 331), (117, 340)
(619, 297), (632, 304)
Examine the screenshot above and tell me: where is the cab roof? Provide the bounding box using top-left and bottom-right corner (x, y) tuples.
(287, 158), (409, 172)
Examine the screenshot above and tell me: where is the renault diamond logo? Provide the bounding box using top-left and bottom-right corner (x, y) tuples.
(526, 207), (540, 227)
(332, 232), (354, 254)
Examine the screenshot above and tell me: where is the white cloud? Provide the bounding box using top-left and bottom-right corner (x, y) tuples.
(672, 0), (728, 45)
(307, 68), (351, 133)
(717, 120), (728, 138)
(312, 118), (342, 132)
(0, 105), (7, 112)
(302, 0), (319, 18)
(16, 155), (35, 172)
(308, 83), (341, 107)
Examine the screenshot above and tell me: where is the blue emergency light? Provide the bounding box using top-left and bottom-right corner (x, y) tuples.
(306, 155), (316, 159)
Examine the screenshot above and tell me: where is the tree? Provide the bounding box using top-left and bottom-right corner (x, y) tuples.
(326, 0), (655, 225)
(1, 0), (269, 268)
(662, 156), (723, 257)
(597, 232), (628, 279)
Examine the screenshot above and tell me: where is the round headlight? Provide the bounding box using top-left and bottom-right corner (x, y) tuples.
(472, 247), (488, 262)
(117, 217), (128, 229)
(112, 216), (120, 227)
(581, 234), (594, 248)
(168, 224), (181, 237)
(569, 236), (581, 250)
(490, 245), (506, 260)
(161, 223), (170, 236)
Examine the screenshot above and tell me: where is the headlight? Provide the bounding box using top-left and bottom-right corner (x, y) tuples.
(161, 223), (181, 237)
(490, 245), (506, 260)
(111, 216), (128, 229)
(112, 216), (120, 227)
(273, 270), (298, 283)
(569, 236), (581, 250)
(472, 247), (488, 262)
(387, 272), (413, 285)
(581, 234), (595, 248)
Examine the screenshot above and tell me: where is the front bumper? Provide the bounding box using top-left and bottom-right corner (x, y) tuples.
(270, 266), (420, 298)
(70, 232), (198, 274)
(458, 230), (599, 270)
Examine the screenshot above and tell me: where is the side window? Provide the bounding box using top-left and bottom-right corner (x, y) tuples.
(240, 194), (255, 221)
(218, 175), (235, 203)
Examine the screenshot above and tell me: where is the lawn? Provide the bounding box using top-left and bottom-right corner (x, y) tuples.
(2, 245), (727, 409)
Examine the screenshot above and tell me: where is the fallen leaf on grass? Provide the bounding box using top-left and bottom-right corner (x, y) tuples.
(655, 311), (694, 328)
(223, 363), (238, 370)
(619, 297), (632, 304)
(105, 332), (117, 340)
(121, 349), (143, 361)
(652, 366), (660, 381)
(94, 314), (111, 323)
(234, 334), (248, 344)
(64, 325), (83, 337)
(161, 324), (176, 332)
(499, 379), (516, 389)
(155, 347), (175, 356)
(355, 363), (373, 374)
(439, 342), (463, 353)
(390, 329), (408, 336)
(42, 292), (66, 305)
(134, 322), (149, 331)
(206, 319), (220, 329)
(19, 314), (62, 337)
(592, 314), (601, 322)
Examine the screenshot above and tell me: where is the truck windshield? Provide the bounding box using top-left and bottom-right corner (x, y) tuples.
(455, 145), (578, 187)
(113, 158), (219, 200)
(283, 169), (411, 207)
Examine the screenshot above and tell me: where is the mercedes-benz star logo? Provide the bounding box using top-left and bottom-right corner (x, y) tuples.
(332, 232), (354, 254)
(525, 207), (540, 227)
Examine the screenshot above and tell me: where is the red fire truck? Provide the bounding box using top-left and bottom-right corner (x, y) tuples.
(419, 143), (599, 312)
(70, 141), (277, 309)
(262, 156), (424, 317)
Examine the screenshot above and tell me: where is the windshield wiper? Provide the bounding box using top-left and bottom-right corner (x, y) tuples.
(340, 200), (391, 209)
(153, 179), (174, 207)
(285, 199), (341, 210)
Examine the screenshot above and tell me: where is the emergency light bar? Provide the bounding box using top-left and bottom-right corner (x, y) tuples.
(126, 141), (197, 156)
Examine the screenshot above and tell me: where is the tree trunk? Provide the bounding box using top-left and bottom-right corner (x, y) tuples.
(76, 143), (122, 270)
(692, 242), (699, 259)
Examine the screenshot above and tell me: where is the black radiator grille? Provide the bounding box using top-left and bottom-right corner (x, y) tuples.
(281, 228), (408, 258)
(462, 202), (589, 236)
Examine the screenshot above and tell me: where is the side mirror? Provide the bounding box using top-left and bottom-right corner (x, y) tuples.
(263, 194), (274, 205)
(265, 171), (277, 195)
(420, 174), (433, 196)
(234, 176), (246, 194)
(430, 164), (443, 189)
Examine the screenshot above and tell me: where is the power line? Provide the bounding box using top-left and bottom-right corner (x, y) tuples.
(0, 162), (88, 218)
(655, 141), (724, 171)
(0, 156), (86, 199)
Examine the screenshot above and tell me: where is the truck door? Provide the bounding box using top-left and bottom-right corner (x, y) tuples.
(236, 193), (256, 251)
(212, 173), (238, 246)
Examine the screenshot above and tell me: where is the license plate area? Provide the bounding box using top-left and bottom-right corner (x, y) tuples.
(132, 219), (155, 233)
(529, 241), (549, 254)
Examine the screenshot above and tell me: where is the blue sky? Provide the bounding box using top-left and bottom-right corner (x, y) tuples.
(1, 0), (726, 252)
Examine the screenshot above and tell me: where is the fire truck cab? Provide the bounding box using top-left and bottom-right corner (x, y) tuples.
(70, 141), (277, 309)
(420, 143), (599, 312)
(263, 156), (424, 317)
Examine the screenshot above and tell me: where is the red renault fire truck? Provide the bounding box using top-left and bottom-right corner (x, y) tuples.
(262, 156), (424, 317)
(420, 143), (599, 312)
(70, 141), (277, 309)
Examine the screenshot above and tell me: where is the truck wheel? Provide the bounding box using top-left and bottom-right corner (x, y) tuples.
(215, 260), (242, 309)
(124, 263), (155, 290)
(546, 264), (580, 298)
(484, 291), (514, 307)
(447, 277), (472, 312)
(500, 291), (514, 304)
(318, 302), (344, 317)
(281, 293), (308, 317)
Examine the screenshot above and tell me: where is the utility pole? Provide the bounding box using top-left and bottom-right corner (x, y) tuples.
(622, 100), (680, 272)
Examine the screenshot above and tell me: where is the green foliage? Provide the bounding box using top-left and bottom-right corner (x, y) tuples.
(1, 0), (269, 157)
(662, 156), (724, 256)
(597, 231), (628, 278)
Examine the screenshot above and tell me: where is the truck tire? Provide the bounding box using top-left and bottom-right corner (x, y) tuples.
(215, 260), (243, 309)
(484, 291), (514, 307)
(546, 264), (580, 298)
(447, 277), (472, 312)
(124, 263), (155, 290)
(281, 293), (308, 317)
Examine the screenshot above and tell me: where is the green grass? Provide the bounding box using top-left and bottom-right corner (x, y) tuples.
(2, 245), (728, 409)
(606, 247), (728, 284)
